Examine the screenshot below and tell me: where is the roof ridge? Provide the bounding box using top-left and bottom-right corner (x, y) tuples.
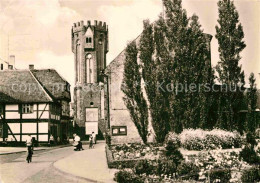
(33, 69), (70, 84)
(29, 70), (53, 102)
(106, 34), (141, 71)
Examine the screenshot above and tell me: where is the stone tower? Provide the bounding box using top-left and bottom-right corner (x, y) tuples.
(72, 20), (108, 138)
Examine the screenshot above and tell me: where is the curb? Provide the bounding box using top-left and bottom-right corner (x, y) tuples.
(0, 144), (72, 155)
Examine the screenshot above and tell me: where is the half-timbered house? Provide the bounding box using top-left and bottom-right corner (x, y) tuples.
(0, 65), (71, 143)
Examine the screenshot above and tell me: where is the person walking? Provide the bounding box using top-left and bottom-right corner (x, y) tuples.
(49, 134), (54, 147)
(89, 132), (95, 149)
(25, 134), (33, 163)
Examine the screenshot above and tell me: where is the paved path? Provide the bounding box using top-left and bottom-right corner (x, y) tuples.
(54, 142), (117, 183)
(0, 143), (117, 183)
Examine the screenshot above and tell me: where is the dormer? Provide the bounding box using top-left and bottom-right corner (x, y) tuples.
(84, 27), (94, 49)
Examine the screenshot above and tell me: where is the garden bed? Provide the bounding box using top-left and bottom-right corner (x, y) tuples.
(106, 144), (163, 168)
(108, 130), (260, 182)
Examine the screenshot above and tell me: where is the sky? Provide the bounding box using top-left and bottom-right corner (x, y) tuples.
(0, 0), (259, 90)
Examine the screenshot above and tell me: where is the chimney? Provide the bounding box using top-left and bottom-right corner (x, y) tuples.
(9, 55), (15, 66)
(8, 55), (15, 70)
(29, 64), (34, 70)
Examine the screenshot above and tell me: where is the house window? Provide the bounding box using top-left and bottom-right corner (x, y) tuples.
(86, 37), (92, 43)
(22, 104), (34, 114)
(112, 126), (127, 136)
(1, 64), (3, 70)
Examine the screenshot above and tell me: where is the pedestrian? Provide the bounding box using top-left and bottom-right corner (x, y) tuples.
(57, 136), (60, 145)
(92, 131), (96, 144)
(89, 132), (95, 149)
(25, 134), (33, 163)
(73, 133), (84, 151)
(49, 134), (54, 147)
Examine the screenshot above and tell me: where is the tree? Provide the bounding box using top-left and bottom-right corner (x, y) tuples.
(215, 0), (246, 131)
(163, 0), (213, 131)
(162, 0), (189, 132)
(121, 41), (149, 143)
(139, 18), (172, 143)
(184, 15), (213, 129)
(246, 73), (258, 132)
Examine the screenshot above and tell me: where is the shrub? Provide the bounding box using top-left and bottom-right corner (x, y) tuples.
(246, 132), (257, 147)
(158, 158), (178, 177)
(165, 140), (183, 165)
(207, 168), (231, 183)
(239, 145), (260, 164)
(179, 129), (243, 150)
(241, 166), (260, 183)
(176, 161), (200, 180)
(105, 133), (111, 145)
(165, 132), (181, 147)
(134, 160), (153, 175)
(114, 170), (144, 183)
(255, 128), (260, 138)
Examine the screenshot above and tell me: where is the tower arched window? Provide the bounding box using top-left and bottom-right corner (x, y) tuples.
(76, 40), (81, 83)
(86, 54), (94, 83)
(86, 37), (92, 43)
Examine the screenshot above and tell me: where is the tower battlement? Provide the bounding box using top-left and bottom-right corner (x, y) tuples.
(72, 20), (85, 33)
(72, 20), (108, 33)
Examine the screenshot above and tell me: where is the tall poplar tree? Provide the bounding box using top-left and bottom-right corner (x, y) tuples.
(163, 0), (189, 132)
(121, 41), (149, 143)
(163, 0), (213, 131)
(246, 73), (258, 132)
(215, 0), (246, 131)
(139, 18), (172, 143)
(185, 15), (213, 129)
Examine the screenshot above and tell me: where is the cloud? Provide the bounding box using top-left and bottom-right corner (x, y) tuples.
(34, 50), (74, 86)
(0, 0), (259, 89)
(98, 0), (162, 62)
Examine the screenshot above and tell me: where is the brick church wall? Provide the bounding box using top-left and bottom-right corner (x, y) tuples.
(106, 46), (143, 144)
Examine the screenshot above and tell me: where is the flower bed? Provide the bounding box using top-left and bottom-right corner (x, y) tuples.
(109, 130), (258, 183)
(110, 143), (163, 161)
(184, 149), (252, 182)
(106, 144), (145, 168)
(112, 149), (253, 183)
(166, 129), (243, 150)
(106, 144), (164, 169)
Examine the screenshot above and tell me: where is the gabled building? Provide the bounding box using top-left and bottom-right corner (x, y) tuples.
(0, 65), (71, 143)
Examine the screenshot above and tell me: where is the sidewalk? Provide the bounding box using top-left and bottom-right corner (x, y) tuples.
(0, 144), (71, 155)
(54, 142), (117, 183)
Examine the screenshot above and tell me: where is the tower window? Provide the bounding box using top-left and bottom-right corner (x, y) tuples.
(86, 54), (94, 83)
(86, 37), (92, 43)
